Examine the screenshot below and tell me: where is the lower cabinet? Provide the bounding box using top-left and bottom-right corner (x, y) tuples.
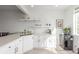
(0, 36), (33, 54)
(15, 36), (33, 53)
(14, 37), (23, 54)
(0, 41), (15, 54)
(23, 36), (33, 53)
(73, 36), (79, 53)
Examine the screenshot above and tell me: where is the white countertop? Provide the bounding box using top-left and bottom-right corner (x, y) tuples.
(0, 34), (20, 47)
(0, 33), (33, 47)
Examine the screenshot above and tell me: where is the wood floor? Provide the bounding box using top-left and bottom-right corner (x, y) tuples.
(24, 47), (74, 54)
(25, 48), (54, 54)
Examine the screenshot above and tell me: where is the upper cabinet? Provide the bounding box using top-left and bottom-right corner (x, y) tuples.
(23, 36), (33, 53)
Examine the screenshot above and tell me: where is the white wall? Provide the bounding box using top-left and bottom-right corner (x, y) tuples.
(0, 6), (65, 33)
(0, 10), (36, 33)
(63, 6), (79, 53)
(64, 6), (79, 34)
(26, 6), (64, 27)
(25, 6), (65, 48)
(0, 6), (65, 48)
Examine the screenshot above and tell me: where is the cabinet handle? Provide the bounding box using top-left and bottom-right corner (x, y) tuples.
(15, 47), (18, 53)
(9, 46), (11, 48)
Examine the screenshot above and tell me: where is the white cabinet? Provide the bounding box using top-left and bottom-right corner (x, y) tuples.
(33, 35), (56, 48)
(73, 36), (79, 53)
(15, 36), (33, 53)
(0, 41), (15, 54)
(14, 37), (23, 54)
(23, 36), (33, 53)
(0, 35), (33, 54)
(33, 35), (47, 48)
(46, 36), (53, 48)
(33, 36), (39, 48)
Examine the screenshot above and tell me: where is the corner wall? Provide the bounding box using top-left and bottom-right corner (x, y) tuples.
(63, 6), (78, 34)
(63, 6), (79, 53)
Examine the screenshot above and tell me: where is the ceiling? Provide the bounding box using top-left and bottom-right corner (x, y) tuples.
(25, 5), (72, 11)
(0, 5), (19, 11)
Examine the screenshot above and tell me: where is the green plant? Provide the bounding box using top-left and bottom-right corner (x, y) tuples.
(63, 27), (70, 33)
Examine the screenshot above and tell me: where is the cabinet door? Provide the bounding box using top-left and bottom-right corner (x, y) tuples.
(23, 36), (33, 53)
(0, 41), (15, 54)
(15, 37), (23, 54)
(33, 36), (39, 48)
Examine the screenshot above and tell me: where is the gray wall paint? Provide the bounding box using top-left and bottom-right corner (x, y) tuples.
(0, 6), (64, 33)
(0, 10), (26, 32)
(64, 6), (79, 34)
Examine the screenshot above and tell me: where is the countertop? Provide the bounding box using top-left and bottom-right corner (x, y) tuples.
(0, 33), (33, 47)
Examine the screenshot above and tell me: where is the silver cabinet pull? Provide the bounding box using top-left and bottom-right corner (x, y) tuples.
(9, 46), (11, 48)
(15, 47), (18, 53)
